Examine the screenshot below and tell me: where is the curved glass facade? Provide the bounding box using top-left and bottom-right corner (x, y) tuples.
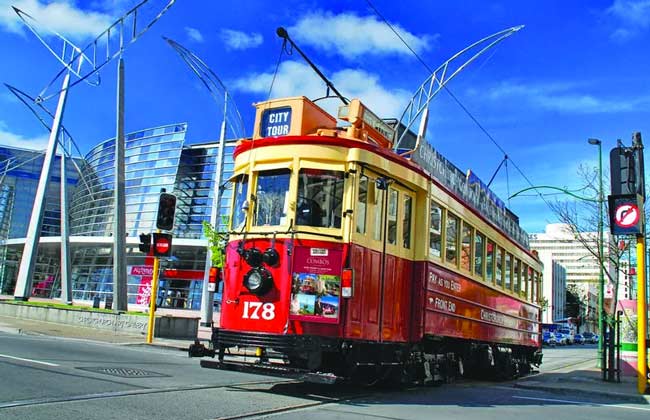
(70, 123), (187, 237)
(1, 123), (237, 312)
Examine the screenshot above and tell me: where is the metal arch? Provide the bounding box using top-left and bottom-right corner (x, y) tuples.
(393, 25), (524, 152)
(4, 84), (97, 200)
(14, 0), (177, 103)
(163, 37), (246, 139)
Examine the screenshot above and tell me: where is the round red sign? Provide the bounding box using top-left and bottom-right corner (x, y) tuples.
(155, 238), (170, 253)
(614, 203), (640, 228)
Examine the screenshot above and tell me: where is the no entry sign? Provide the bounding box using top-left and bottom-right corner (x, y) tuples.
(608, 194), (644, 235)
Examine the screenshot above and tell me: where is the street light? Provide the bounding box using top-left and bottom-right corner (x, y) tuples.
(588, 137), (606, 378)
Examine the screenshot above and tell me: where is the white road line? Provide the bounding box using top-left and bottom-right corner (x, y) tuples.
(513, 396), (650, 412)
(0, 353), (60, 367)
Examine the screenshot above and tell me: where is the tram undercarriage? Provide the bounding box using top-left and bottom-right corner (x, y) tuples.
(189, 330), (543, 386)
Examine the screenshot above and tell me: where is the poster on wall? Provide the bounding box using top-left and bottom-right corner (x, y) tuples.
(290, 247), (342, 323)
(128, 265), (153, 305)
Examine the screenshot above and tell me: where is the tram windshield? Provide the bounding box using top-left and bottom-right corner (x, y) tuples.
(254, 169), (291, 226)
(296, 169), (344, 228)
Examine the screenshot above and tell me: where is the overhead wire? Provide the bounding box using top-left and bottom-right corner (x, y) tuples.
(364, 0), (554, 211)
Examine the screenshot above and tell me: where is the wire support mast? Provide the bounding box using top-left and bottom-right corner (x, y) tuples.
(393, 25), (524, 152)
(13, 0), (177, 103)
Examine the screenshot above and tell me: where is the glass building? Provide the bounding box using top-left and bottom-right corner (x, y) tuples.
(0, 123), (236, 312)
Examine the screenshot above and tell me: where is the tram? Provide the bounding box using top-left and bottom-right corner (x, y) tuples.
(190, 95), (543, 385)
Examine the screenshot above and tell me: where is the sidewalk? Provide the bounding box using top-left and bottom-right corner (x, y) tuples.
(515, 360), (650, 403)
(0, 314), (198, 351)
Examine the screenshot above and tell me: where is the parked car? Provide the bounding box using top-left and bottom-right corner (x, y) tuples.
(557, 327), (575, 344)
(555, 332), (568, 345)
(573, 334), (585, 345)
(542, 331), (557, 347)
(582, 332), (597, 344)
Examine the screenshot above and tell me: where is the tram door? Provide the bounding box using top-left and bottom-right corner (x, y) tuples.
(346, 172), (415, 343)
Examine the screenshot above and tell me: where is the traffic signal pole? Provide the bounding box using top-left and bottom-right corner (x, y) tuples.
(146, 254), (160, 344)
(638, 233), (649, 393)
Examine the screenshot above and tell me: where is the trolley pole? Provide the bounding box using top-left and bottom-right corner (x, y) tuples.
(638, 233), (649, 394)
(146, 255), (160, 344)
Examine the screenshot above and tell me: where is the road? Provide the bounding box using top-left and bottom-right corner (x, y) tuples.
(0, 332), (647, 420)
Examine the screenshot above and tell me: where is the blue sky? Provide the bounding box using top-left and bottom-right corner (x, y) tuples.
(1, 0), (649, 234)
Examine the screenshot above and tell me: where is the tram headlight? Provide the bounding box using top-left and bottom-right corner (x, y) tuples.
(244, 247), (263, 267)
(243, 267), (273, 295)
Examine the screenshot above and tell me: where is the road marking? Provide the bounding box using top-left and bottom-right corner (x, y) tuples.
(0, 353), (59, 367)
(513, 396), (650, 411)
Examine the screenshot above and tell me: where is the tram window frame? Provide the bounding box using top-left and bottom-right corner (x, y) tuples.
(253, 169), (291, 227)
(460, 223), (472, 271)
(402, 195), (412, 249)
(504, 253), (512, 291)
(356, 175), (369, 234)
(445, 212), (459, 266)
(486, 240), (495, 283)
(230, 174), (249, 230)
(387, 188), (398, 246)
(372, 185), (384, 242)
(514, 258), (521, 294)
(495, 247), (504, 287)
(474, 232), (485, 279)
(296, 168), (345, 228)
(429, 202), (443, 259)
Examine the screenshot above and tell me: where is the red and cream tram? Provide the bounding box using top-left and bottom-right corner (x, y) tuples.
(192, 96), (543, 384)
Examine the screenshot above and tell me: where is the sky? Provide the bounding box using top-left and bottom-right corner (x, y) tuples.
(0, 0), (649, 234)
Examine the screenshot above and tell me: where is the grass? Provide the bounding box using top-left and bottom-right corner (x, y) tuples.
(0, 299), (148, 316)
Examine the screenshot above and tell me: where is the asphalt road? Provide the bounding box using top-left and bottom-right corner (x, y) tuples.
(1, 333), (648, 420)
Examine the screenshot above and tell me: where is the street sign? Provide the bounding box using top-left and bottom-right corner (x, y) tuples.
(153, 232), (173, 257)
(608, 194), (644, 235)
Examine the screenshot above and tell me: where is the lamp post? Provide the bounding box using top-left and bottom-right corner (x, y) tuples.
(588, 138), (606, 378)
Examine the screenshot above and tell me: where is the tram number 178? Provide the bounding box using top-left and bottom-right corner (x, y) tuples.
(242, 301), (276, 320)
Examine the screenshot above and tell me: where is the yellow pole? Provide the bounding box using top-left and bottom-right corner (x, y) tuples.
(146, 256), (160, 344)
(636, 235), (649, 394)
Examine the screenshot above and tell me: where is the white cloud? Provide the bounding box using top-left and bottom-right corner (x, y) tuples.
(220, 29), (263, 50)
(606, 0), (650, 41)
(483, 80), (650, 113)
(0, 0), (113, 40)
(0, 122), (49, 151)
(288, 11), (436, 60)
(232, 61), (410, 119)
(185, 26), (204, 43)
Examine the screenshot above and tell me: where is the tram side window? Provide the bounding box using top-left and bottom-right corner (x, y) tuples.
(402, 195), (412, 249)
(486, 240), (494, 283)
(514, 258), (521, 293)
(429, 203), (442, 258)
(495, 247), (503, 286)
(356, 175), (368, 234)
(297, 169), (344, 228)
(387, 189), (398, 245)
(231, 174), (249, 229)
(474, 232), (485, 278)
(460, 223), (471, 271)
(254, 169), (290, 226)
(445, 213), (459, 265)
(522, 264), (529, 297)
(505, 253), (512, 291)
(527, 267), (533, 300)
(372, 187), (384, 241)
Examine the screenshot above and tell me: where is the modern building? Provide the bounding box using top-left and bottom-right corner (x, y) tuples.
(535, 250), (566, 325)
(0, 123), (236, 312)
(529, 223), (622, 332)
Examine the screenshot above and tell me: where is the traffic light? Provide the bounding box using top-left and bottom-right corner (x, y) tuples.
(138, 233), (151, 253)
(610, 133), (645, 198)
(152, 232), (173, 257)
(156, 192), (177, 231)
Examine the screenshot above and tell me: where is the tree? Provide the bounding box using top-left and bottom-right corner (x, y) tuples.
(566, 284), (585, 332)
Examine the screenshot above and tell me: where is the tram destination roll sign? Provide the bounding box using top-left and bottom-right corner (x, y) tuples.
(261, 106), (292, 137)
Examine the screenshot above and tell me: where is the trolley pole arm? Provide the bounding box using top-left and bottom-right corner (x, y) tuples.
(276, 27), (348, 105)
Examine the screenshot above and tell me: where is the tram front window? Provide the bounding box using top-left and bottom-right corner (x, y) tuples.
(254, 169), (290, 226)
(297, 169), (344, 228)
(231, 174), (248, 229)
